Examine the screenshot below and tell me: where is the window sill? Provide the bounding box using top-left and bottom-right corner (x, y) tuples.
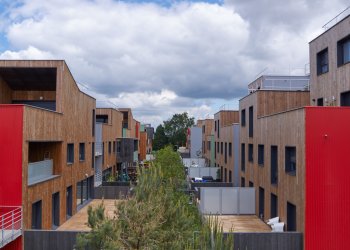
(79, 160), (85, 162)
(286, 171), (296, 176)
(317, 71), (328, 76)
(258, 164), (264, 167)
(67, 162), (73, 165)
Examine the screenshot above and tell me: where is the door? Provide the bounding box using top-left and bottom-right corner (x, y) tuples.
(66, 186), (72, 218)
(271, 193), (278, 218)
(52, 192), (60, 229)
(287, 202), (297, 231)
(32, 200), (42, 229)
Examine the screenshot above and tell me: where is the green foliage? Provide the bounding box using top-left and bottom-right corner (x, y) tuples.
(164, 112), (195, 147)
(153, 124), (168, 151)
(76, 146), (233, 249)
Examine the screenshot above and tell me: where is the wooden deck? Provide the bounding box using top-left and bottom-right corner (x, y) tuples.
(57, 199), (120, 231)
(211, 215), (271, 232)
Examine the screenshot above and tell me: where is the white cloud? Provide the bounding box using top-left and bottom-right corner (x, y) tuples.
(0, 0), (349, 126)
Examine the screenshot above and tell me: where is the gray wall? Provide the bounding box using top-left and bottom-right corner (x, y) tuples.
(24, 230), (85, 250)
(200, 187), (255, 215)
(229, 232), (303, 250)
(190, 127), (202, 158)
(233, 124), (240, 187)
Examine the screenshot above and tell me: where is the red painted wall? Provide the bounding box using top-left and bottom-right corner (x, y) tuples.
(305, 107), (350, 250)
(0, 105), (23, 206)
(2, 237), (22, 250)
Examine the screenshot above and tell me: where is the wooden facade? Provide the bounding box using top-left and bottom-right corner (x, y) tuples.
(239, 90), (307, 232)
(213, 111), (239, 183)
(200, 119), (214, 167)
(0, 60), (97, 230)
(310, 15), (350, 105)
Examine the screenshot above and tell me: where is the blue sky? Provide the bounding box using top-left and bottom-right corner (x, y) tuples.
(0, 0), (348, 126)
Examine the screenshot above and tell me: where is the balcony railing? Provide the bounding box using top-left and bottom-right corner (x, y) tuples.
(95, 142), (103, 156)
(0, 206), (22, 248)
(28, 159), (57, 185)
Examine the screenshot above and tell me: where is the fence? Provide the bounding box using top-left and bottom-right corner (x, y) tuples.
(93, 186), (130, 199)
(182, 158), (205, 168)
(24, 230), (85, 250)
(0, 206), (22, 248)
(228, 232), (303, 250)
(199, 187), (255, 215)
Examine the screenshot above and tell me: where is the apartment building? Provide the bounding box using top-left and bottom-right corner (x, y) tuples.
(213, 111), (239, 184)
(117, 108), (140, 179)
(200, 119), (214, 167)
(95, 108), (123, 184)
(239, 11), (350, 248)
(0, 60), (96, 249)
(139, 124), (154, 161)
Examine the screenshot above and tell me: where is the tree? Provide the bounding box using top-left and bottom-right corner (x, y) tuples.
(153, 124), (168, 151)
(163, 112), (195, 147)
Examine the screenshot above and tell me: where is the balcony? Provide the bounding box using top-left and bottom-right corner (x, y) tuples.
(28, 159), (59, 186)
(0, 206), (22, 248)
(248, 75), (310, 93)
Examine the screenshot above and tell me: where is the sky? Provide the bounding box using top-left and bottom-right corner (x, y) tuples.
(0, 0), (348, 127)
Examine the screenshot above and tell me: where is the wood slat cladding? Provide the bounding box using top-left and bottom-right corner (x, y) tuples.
(3, 60), (98, 230)
(12, 91), (56, 101)
(257, 91), (310, 117)
(139, 132), (147, 161)
(309, 15), (350, 105)
(201, 119), (214, 166)
(240, 91), (306, 233)
(96, 108), (123, 173)
(0, 76), (13, 103)
(214, 110), (239, 128)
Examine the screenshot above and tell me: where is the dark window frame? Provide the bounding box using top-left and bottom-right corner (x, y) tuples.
(248, 144), (253, 162)
(67, 143), (74, 164)
(317, 48), (329, 75)
(338, 35), (350, 67)
(285, 146), (296, 176)
(249, 106), (253, 137)
(241, 143), (245, 172)
(258, 144), (264, 166)
(79, 143), (85, 161)
(241, 109), (246, 127)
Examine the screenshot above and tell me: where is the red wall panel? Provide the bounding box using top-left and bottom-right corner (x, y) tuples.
(305, 107), (350, 250)
(2, 236), (22, 250)
(0, 105), (23, 206)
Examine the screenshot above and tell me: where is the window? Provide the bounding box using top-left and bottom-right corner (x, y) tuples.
(96, 115), (108, 123)
(215, 121), (217, 131)
(224, 168), (227, 182)
(91, 143), (95, 168)
(241, 177), (245, 187)
(224, 143), (227, 163)
(271, 146), (278, 184)
(249, 106), (253, 137)
(217, 142), (219, 153)
(221, 142), (223, 154)
(108, 141), (112, 154)
(113, 141), (116, 153)
(338, 35), (350, 66)
(92, 109), (95, 137)
(32, 200), (42, 229)
(317, 48), (328, 74)
(221, 166), (223, 181)
(117, 140), (121, 153)
(207, 141), (211, 150)
(217, 120), (220, 138)
(229, 143), (232, 157)
(271, 194), (278, 218)
(248, 144), (253, 162)
(317, 98), (324, 106)
(202, 125), (205, 134)
(285, 146), (296, 175)
(102, 142), (105, 164)
(249, 181), (254, 187)
(214, 142), (217, 159)
(241, 143), (245, 171)
(67, 143), (74, 164)
(259, 187), (265, 219)
(229, 170), (232, 183)
(287, 202), (297, 231)
(241, 109), (246, 126)
(258, 144), (264, 165)
(79, 143), (85, 161)
(341, 90), (350, 106)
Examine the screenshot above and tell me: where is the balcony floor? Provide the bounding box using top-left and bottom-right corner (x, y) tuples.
(57, 199), (120, 231)
(208, 215), (271, 232)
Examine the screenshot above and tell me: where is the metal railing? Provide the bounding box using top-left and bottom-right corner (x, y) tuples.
(0, 206), (22, 248)
(28, 159), (53, 185)
(248, 77), (310, 93)
(323, 6), (350, 30)
(95, 142), (103, 156)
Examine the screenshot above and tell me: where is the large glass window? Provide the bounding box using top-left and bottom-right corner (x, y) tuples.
(258, 144), (264, 166)
(79, 143), (85, 161)
(67, 143), (74, 164)
(285, 146), (296, 175)
(338, 36), (350, 66)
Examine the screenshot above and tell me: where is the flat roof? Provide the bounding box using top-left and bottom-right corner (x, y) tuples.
(210, 215), (271, 232)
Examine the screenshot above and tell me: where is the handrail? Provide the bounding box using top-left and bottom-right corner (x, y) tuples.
(322, 6), (350, 30)
(0, 206), (22, 247)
